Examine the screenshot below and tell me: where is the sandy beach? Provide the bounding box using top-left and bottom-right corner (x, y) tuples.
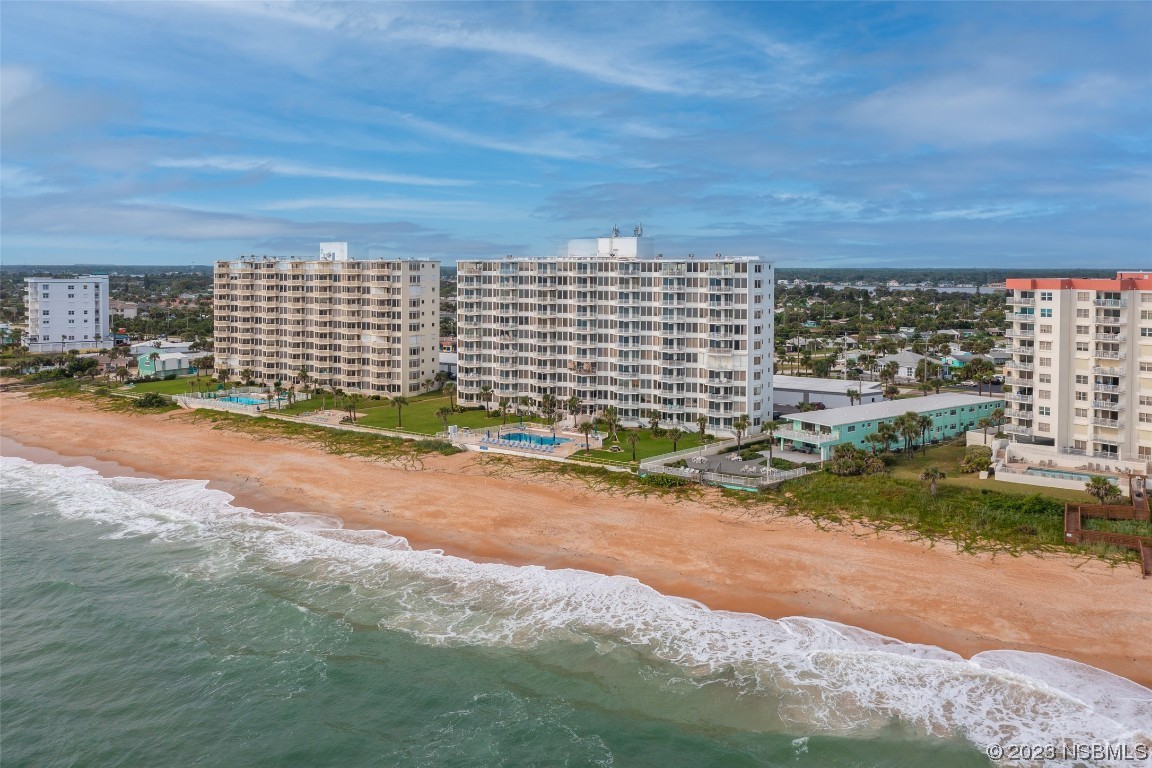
(3, 392), (1149, 686)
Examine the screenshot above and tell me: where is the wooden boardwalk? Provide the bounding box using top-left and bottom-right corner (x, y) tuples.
(1064, 476), (1152, 578)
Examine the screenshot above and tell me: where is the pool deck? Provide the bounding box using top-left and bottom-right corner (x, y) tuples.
(451, 426), (595, 459)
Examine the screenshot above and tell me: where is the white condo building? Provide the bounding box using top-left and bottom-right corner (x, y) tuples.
(1001, 271), (1151, 476)
(455, 231), (774, 434)
(213, 243), (440, 395)
(24, 276), (112, 353)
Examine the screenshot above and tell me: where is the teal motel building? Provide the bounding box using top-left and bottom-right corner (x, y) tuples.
(776, 393), (1005, 459)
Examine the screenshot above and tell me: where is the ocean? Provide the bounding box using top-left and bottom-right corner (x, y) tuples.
(2, 455), (1149, 768)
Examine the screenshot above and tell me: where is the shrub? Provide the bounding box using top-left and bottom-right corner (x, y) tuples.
(769, 457), (801, 471)
(163, 373), (178, 381)
(134, 392), (172, 409)
(961, 445), (993, 474)
(739, 447), (762, 461)
(826, 443), (885, 476)
(25, 368), (69, 383)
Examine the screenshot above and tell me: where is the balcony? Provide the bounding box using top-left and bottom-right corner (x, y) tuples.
(1093, 298), (1127, 307)
(1005, 328), (1035, 338)
(1093, 350), (1126, 360)
(1091, 366), (1125, 376)
(1093, 383), (1124, 394)
(1006, 296), (1036, 306)
(1005, 393), (1034, 403)
(1010, 312), (1038, 321)
(776, 427), (841, 444)
(1007, 360), (1035, 371)
(1093, 333), (1127, 342)
(1092, 417), (1120, 428)
(1004, 425), (1033, 436)
(1091, 400), (1124, 410)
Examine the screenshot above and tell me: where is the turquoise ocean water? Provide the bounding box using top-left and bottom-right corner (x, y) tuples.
(2, 455), (1149, 767)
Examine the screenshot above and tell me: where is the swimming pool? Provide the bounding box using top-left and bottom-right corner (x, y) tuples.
(500, 432), (572, 446)
(1025, 468), (1119, 484)
(220, 395), (268, 406)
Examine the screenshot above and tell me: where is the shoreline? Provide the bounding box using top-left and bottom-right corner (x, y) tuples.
(2, 392), (1149, 687)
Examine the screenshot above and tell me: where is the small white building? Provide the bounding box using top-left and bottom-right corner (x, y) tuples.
(24, 276), (113, 353)
(130, 339), (194, 357)
(439, 351), (458, 378)
(772, 375), (884, 410)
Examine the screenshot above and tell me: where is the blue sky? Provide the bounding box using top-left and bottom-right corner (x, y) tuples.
(1, 1), (1149, 266)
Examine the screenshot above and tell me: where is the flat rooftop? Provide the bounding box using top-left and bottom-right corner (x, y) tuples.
(772, 375), (883, 395)
(790, 393), (1003, 427)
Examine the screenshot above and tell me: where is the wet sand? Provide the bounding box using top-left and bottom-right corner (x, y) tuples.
(3, 392), (1149, 686)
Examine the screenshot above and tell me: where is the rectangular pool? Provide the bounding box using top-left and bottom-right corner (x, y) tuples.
(1025, 468), (1118, 484)
(500, 432), (572, 446)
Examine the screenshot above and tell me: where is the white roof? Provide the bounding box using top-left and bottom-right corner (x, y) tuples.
(789, 393), (1003, 427)
(439, 352), (458, 364)
(772, 375), (883, 395)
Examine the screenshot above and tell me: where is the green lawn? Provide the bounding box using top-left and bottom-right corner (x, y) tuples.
(570, 427), (710, 463)
(274, 391), (517, 436)
(887, 442), (1096, 503)
(124, 376), (203, 396)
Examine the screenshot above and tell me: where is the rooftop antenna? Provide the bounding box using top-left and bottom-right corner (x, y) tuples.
(612, 225), (620, 237)
(634, 223), (643, 237)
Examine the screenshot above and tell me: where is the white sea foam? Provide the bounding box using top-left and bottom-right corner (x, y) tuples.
(3, 454), (1150, 767)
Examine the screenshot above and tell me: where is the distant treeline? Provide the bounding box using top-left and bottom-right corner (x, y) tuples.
(775, 268), (1115, 284)
(0, 265), (213, 276)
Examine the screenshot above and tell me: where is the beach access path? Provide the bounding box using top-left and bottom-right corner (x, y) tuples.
(2, 391), (1149, 687)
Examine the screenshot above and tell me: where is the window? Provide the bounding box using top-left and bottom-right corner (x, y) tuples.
(1142, 310), (1152, 320)
(1039, 325), (1053, 334)
(1074, 374), (1087, 384)
(1076, 325), (1089, 334)
(1038, 423), (1050, 433)
(1040, 308), (1053, 317)
(1141, 396), (1152, 406)
(1075, 391), (1088, 401)
(1039, 357), (1052, 367)
(1140, 446), (1152, 459)
(1074, 408), (1088, 418)
(42, 310), (49, 315)
(1038, 406), (1051, 416)
(1143, 293), (1152, 303)
(1140, 413), (1152, 424)
(1141, 328), (1152, 337)
(1074, 439), (1088, 450)
(1040, 291), (1053, 301)
(847, 425), (855, 433)
(1039, 341), (1052, 350)
(1076, 309), (1089, 319)
(67, 310), (75, 316)
(1077, 292), (1090, 301)
(1143, 361), (1152, 372)
(1076, 342), (1089, 352)
(68, 293), (75, 298)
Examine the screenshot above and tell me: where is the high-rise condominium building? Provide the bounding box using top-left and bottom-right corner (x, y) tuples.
(213, 243), (440, 395)
(1004, 271), (1152, 465)
(24, 276), (112, 353)
(456, 231), (774, 434)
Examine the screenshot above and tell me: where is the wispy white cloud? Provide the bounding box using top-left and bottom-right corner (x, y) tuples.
(154, 156), (473, 187)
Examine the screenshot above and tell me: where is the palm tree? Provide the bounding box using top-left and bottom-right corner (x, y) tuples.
(917, 381), (933, 396)
(479, 384), (493, 410)
(732, 415), (750, 448)
(498, 397), (510, 425)
(601, 405), (621, 442)
(696, 414), (708, 441)
(239, 368), (255, 385)
(990, 407), (1006, 437)
(896, 413), (920, 453)
(443, 381), (456, 410)
(647, 409), (661, 432)
(578, 420), (595, 451)
(764, 419), (782, 463)
(346, 393), (360, 423)
(422, 377), (435, 393)
(883, 384), (899, 400)
(846, 388), (860, 406)
(917, 414), (934, 448)
(566, 395), (582, 425)
(876, 422), (898, 453)
(1085, 476), (1122, 505)
(148, 351), (161, 377)
(391, 395), (409, 428)
(666, 427), (684, 452)
(976, 417), (993, 445)
(114, 366), (129, 383)
(920, 466), (946, 498)
(864, 432), (887, 455)
(436, 406), (452, 431)
(297, 367), (310, 386)
(626, 431), (640, 462)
